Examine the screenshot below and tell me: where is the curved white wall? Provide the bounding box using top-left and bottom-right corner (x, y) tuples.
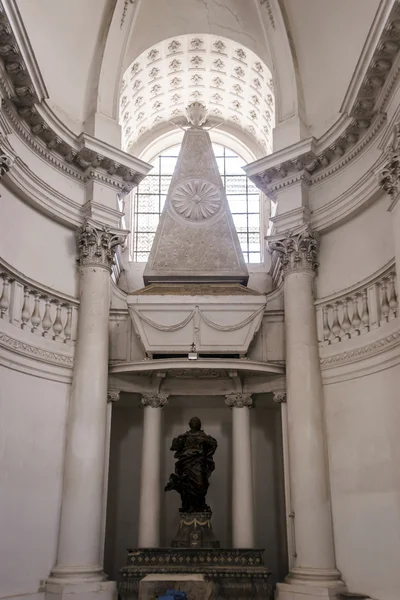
(0, 187), (78, 297)
(316, 194), (394, 299)
(324, 363), (400, 600)
(0, 367), (69, 599)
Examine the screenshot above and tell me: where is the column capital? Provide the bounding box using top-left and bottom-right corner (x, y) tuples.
(107, 390), (120, 403)
(140, 392), (169, 408)
(378, 123), (400, 208)
(269, 226), (319, 277)
(273, 391), (287, 404)
(0, 150), (14, 178)
(77, 218), (128, 270)
(225, 392), (253, 408)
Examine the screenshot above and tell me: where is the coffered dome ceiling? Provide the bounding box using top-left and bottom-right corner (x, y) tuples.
(120, 35), (275, 156)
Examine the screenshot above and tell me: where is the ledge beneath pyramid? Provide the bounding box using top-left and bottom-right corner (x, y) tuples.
(127, 287), (266, 356)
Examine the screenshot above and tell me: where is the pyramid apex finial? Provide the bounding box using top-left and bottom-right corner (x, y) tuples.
(186, 102), (208, 127)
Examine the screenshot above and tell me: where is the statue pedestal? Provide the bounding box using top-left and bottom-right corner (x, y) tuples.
(118, 548), (272, 600)
(171, 512), (220, 549)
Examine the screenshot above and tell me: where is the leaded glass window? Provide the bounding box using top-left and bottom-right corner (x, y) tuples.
(131, 143), (261, 263)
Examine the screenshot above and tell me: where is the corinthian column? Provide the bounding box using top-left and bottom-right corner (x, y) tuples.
(47, 219), (127, 600)
(271, 229), (344, 599)
(225, 392), (254, 548)
(138, 392), (168, 548)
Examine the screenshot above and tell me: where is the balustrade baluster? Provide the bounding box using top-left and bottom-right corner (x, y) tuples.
(0, 274), (11, 319)
(341, 298), (352, 339)
(331, 303), (342, 342)
(42, 297), (52, 337)
(380, 280), (390, 323)
(350, 294), (361, 335)
(53, 301), (63, 341)
(388, 274), (398, 317)
(63, 305), (73, 342)
(31, 292), (42, 333)
(21, 287), (32, 330)
(360, 289), (370, 331)
(322, 305), (331, 344)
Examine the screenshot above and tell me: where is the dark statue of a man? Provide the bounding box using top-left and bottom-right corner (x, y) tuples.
(165, 416), (218, 513)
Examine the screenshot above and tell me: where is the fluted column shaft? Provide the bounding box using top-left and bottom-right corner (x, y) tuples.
(138, 393), (168, 548)
(271, 230), (342, 587)
(50, 220), (127, 583)
(225, 393), (254, 548)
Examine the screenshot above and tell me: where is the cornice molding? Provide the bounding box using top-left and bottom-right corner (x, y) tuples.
(320, 320), (400, 384)
(320, 329), (400, 368)
(0, 0), (152, 196)
(0, 330), (74, 368)
(244, 1), (400, 191)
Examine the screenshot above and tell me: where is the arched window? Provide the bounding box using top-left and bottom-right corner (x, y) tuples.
(129, 142), (262, 263)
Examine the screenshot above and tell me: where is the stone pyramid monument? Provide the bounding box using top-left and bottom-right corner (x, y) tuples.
(143, 102), (249, 285)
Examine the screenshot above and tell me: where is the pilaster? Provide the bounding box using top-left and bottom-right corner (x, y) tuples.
(138, 392), (169, 547)
(225, 392), (254, 548)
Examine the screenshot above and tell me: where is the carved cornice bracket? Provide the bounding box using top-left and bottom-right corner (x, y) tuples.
(140, 392), (169, 408)
(245, 2), (400, 192)
(269, 227), (319, 277)
(225, 392), (253, 408)
(77, 218), (129, 270)
(0, 5), (151, 195)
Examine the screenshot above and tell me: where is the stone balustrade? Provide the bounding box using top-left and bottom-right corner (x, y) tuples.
(0, 260), (78, 344)
(316, 261), (398, 346)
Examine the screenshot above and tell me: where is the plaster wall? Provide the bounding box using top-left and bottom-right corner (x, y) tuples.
(104, 395), (287, 585)
(283, 0), (379, 138)
(316, 193), (394, 298)
(324, 362), (400, 600)
(17, 0), (113, 131)
(0, 186), (78, 297)
(0, 366), (69, 599)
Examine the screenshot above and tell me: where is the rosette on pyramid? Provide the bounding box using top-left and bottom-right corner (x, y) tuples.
(143, 102), (249, 285)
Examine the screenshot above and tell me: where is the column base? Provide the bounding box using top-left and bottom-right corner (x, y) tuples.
(276, 580), (346, 600)
(45, 581), (117, 600)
